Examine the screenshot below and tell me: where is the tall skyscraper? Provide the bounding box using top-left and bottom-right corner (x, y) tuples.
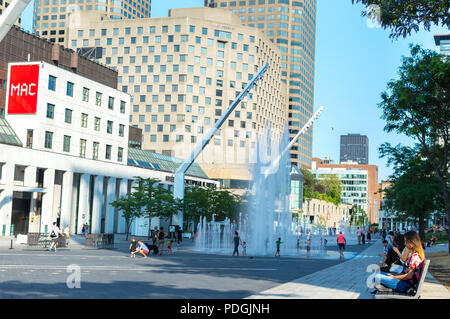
(340, 134), (369, 165)
(32, 0), (151, 45)
(205, 0), (317, 169)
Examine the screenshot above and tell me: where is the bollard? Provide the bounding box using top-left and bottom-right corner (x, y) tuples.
(9, 239), (13, 249)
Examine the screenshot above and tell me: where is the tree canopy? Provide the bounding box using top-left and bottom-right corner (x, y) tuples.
(351, 0), (450, 39)
(379, 44), (450, 248)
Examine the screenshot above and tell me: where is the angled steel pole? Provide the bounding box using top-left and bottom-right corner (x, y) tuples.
(262, 105), (324, 177)
(172, 62), (269, 227)
(0, 0), (32, 43)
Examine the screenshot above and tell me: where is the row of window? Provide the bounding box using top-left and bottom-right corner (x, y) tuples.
(45, 103), (126, 137)
(44, 131), (124, 162)
(48, 74), (127, 113)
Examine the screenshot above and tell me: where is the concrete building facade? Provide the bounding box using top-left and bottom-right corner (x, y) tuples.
(0, 61), (217, 237)
(206, 0), (317, 169)
(66, 7), (289, 188)
(312, 157), (382, 225)
(302, 198), (352, 230)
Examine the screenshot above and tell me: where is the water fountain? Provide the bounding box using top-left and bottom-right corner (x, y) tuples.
(193, 122), (359, 259)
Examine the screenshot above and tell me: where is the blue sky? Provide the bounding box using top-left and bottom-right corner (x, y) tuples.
(20, 0), (448, 182)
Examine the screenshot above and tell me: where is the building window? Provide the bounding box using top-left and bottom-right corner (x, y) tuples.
(107, 120), (113, 134)
(93, 142), (99, 160)
(26, 130), (33, 148)
(119, 124), (125, 137)
(105, 144), (112, 160)
(82, 87), (89, 102)
(66, 81), (74, 96)
(81, 113), (88, 128)
(44, 131), (53, 149)
(120, 100), (126, 113)
(95, 92), (102, 106)
(48, 75), (56, 91)
(108, 97), (114, 110)
(46, 103), (55, 119)
(117, 147), (123, 162)
(65, 108), (72, 123)
(63, 135), (71, 152)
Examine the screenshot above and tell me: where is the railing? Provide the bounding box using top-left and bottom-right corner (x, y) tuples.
(27, 232), (67, 248)
(84, 234), (115, 249)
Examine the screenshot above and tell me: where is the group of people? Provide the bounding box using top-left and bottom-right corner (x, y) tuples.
(129, 226), (174, 258)
(373, 230), (426, 295)
(356, 227), (373, 245)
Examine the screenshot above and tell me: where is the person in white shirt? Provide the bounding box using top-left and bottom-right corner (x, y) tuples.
(49, 222), (61, 252)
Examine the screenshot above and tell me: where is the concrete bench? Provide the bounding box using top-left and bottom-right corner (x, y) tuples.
(375, 259), (430, 299)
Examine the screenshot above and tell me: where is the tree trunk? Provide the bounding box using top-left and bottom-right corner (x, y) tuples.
(418, 211), (425, 243)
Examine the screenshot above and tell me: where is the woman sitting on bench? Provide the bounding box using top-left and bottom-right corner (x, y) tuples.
(372, 231), (425, 295)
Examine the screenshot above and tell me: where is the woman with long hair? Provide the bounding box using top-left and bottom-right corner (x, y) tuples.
(372, 231), (425, 294)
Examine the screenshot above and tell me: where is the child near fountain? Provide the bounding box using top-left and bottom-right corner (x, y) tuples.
(275, 237), (282, 257)
(242, 242), (247, 256)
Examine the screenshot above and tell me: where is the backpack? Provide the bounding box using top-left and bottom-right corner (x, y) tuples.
(50, 230), (57, 238)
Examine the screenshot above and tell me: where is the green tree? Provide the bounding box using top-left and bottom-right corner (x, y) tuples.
(110, 180), (146, 241)
(380, 144), (443, 241)
(351, 0), (450, 39)
(317, 174), (343, 206)
(379, 44), (450, 250)
(134, 177), (180, 238)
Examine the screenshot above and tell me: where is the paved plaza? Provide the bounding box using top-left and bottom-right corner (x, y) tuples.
(0, 236), (448, 299)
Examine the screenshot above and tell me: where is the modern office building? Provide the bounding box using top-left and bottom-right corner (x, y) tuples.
(434, 34), (450, 56)
(0, 60), (217, 237)
(32, 0), (152, 45)
(312, 157), (382, 225)
(66, 7), (289, 189)
(340, 134), (369, 165)
(205, 0), (317, 169)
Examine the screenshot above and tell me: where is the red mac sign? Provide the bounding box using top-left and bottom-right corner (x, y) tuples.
(7, 64), (40, 114)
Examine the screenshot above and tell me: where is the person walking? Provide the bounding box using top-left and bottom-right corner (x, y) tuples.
(356, 227), (362, 244)
(84, 223), (89, 236)
(49, 222), (62, 252)
(177, 228), (183, 245)
(232, 231), (242, 256)
(64, 225), (70, 246)
(81, 224), (86, 236)
(337, 231), (346, 260)
(361, 230), (366, 245)
(367, 229), (372, 242)
(157, 227), (167, 255)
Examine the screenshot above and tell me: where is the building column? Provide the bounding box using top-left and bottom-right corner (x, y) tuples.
(60, 171), (73, 232)
(41, 168), (55, 233)
(104, 177), (116, 234)
(91, 175), (104, 234)
(0, 162), (14, 236)
(77, 173), (90, 234)
(117, 178), (128, 234)
(24, 166), (37, 187)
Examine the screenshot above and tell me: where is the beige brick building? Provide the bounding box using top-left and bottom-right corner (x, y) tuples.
(32, 0), (151, 45)
(66, 7), (289, 188)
